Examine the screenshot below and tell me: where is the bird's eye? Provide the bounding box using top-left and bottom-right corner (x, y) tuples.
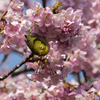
(40, 45), (44, 50)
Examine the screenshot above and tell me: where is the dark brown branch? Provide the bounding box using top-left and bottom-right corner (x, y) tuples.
(85, 83), (93, 91)
(0, 55), (8, 67)
(12, 67), (35, 77)
(42, 0), (46, 8)
(0, 10), (7, 21)
(0, 53), (34, 81)
(0, 0), (12, 22)
(82, 70), (88, 82)
(77, 72), (82, 85)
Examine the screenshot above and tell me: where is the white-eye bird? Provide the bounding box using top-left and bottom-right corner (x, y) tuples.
(25, 32), (50, 56)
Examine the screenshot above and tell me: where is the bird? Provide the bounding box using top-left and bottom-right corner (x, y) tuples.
(25, 31), (50, 56)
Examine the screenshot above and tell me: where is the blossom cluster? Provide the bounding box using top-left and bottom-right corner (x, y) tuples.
(57, 0), (93, 26)
(0, 0), (85, 84)
(0, 68), (99, 100)
(0, 0), (85, 54)
(57, 0), (100, 77)
(58, 0), (100, 43)
(0, 0), (100, 100)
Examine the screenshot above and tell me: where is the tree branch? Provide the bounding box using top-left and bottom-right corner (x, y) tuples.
(77, 72), (82, 85)
(0, 53), (37, 81)
(12, 67), (35, 77)
(42, 0), (46, 8)
(0, 55), (8, 68)
(82, 70), (88, 82)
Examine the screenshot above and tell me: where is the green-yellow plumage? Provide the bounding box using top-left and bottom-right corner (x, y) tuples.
(25, 32), (50, 56)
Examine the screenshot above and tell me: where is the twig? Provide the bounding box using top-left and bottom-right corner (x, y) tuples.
(0, 10), (7, 22)
(42, 0), (46, 8)
(0, 53), (34, 81)
(13, 49), (24, 55)
(77, 72), (82, 85)
(12, 67), (35, 77)
(82, 70), (88, 82)
(0, 55), (8, 68)
(0, 0), (13, 22)
(86, 83), (93, 91)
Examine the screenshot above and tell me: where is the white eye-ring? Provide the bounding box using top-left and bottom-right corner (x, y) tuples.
(40, 45), (44, 50)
